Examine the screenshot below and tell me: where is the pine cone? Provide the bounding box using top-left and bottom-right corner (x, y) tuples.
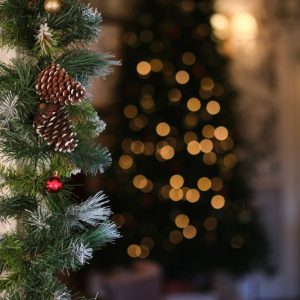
(34, 102), (78, 153)
(35, 63), (86, 106)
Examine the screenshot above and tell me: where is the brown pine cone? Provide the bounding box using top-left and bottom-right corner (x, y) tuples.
(35, 63), (86, 106)
(34, 102), (78, 153)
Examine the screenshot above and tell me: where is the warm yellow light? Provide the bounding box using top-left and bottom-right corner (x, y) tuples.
(130, 115), (148, 131)
(133, 175), (148, 189)
(200, 139), (214, 153)
(211, 195), (225, 209)
(231, 13), (258, 40)
(223, 154), (238, 168)
(202, 125), (215, 139)
(210, 13), (230, 40)
(184, 131), (198, 144)
(206, 100), (221, 115)
(137, 61), (151, 76)
(156, 122), (171, 137)
(203, 217), (218, 231)
(170, 175), (184, 189)
(197, 177), (211, 191)
(150, 58), (163, 72)
(187, 97), (201, 112)
(183, 225), (197, 239)
(201, 77), (215, 91)
(187, 141), (201, 155)
(186, 189), (200, 203)
(168, 88), (182, 102)
(141, 237), (155, 249)
(176, 70), (190, 84)
(140, 245), (150, 259)
(144, 142), (155, 156)
(159, 145), (175, 160)
(160, 185), (171, 199)
(175, 214), (190, 228)
(119, 155), (133, 170)
(124, 105), (138, 119)
(131, 140), (145, 154)
(184, 113), (199, 128)
(182, 52), (196, 65)
(203, 152), (217, 165)
(127, 244), (142, 258)
(169, 230), (183, 244)
(140, 95), (155, 111)
(169, 188), (184, 201)
(142, 180), (154, 193)
(211, 177), (224, 191)
(215, 126), (229, 141)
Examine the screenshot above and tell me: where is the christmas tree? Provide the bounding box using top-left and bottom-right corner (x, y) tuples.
(102, 0), (269, 277)
(0, 0), (119, 298)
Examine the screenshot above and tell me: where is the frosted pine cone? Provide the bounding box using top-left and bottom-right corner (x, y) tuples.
(34, 102), (78, 153)
(35, 63), (86, 106)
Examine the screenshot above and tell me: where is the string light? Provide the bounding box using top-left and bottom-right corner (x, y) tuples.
(168, 88), (182, 102)
(211, 195), (225, 209)
(201, 77), (215, 91)
(186, 189), (200, 203)
(182, 52), (196, 65)
(202, 125), (215, 139)
(169, 230), (183, 244)
(214, 126), (229, 141)
(119, 155), (134, 170)
(127, 244), (142, 258)
(159, 145), (175, 160)
(203, 217), (218, 231)
(160, 185), (171, 199)
(211, 177), (224, 191)
(156, 122), (171, 136)
(184, 131), (197, 144)
(137, 61), (151, 76)
(141, 237), (155, 249)
(187, 141), (201, 155)
(197, 177), (211, 191)
(140, 95), (155, 112)
(187, 97), (201, 112)
(124, 105), (138, 119)
(176, 70), (190, 84)
(131, 140), (145, 154)
(203, 152), (217, 165)
(200, 139), (214, 153)
(183, 225), (197, 239)
(206, 100), (221, 115)
(170, 175), (184, 189)
(169, 188), (184, 201)
(133, 175), (148, 189)
(175, 214), (190, 228)
(184, 113), (199, 128)
(150, 58), (164, 72)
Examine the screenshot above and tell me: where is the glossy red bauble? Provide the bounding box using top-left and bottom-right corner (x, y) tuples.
(46, 176), (63, 193)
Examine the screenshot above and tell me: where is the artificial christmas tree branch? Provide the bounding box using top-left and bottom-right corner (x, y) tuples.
(0, 0), (120, 298)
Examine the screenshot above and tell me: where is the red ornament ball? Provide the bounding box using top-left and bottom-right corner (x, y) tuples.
(46, 176), (63, 193)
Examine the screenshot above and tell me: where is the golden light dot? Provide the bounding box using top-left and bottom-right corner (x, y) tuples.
(201, 77), (215, 91)
(187, 141), (201, 155)
(215, 126), (229, 141)
(139, 245), (150, 259)
(203, 217), (218, 231)
(124, 105), (138, 119)
(133, 175), (148, 189)
(183, 225), (197, 239)
(182, 52), (196, 65)
(203, 152), (217, 165)
(206, 101), (221, 115)
(137, 61), (151, 76)
(160, 185), (171, 199)
(175, 214), (190, 228)
(130, 115), (148, 131)
(131, 140), (145, 154)
(186, 189), (200, 203)
(184, 113), (199, 128)
(169, 230), (183, 244)
(156, 122), (171, 137)
(141, 180), (154, 193)
(176, 70), (190, 84)
(141, 237), (155, 249)
(144, 142), (155, 156)
(223, 154), (238, 168)
(169, 188), (184, 201)
(150, 58), (163, 72)
(202, 125), (215, 138)
(197, 177), (211, 191)
(199, 89), (213, 99)
(211, 195), (225, 209)
(140, 95), (155, 111)
(231, 235), (245, 249)
(159, 145), (175, 160)
(200, 139), (214, 153)
(121, 138), (133, 152)
(184, 131), (198, 144)
(119, 155), (133, 170)
(168, 88), (182, 102)
(162, 62), (175, 76)
(211, 177), (224, 191)
(210, 13), (230, 40)
(170, 175), (184, 189)
(112, 214), (126, 227)
(187, 98), (201, 112)
(127, 244), (142, 258)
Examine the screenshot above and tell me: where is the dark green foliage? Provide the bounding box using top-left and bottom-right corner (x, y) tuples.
(0, 0), (119, 298)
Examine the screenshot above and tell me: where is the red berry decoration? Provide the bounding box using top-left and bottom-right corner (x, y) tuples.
(46, 171), (63, 193)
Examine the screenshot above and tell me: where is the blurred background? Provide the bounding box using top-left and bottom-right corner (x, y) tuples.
(3, 0), (300, 299)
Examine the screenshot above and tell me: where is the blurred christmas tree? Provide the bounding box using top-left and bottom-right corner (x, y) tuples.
(102, 0), (270, 277)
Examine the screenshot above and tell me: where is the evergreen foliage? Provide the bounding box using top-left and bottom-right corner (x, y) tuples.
(0, 0), (120, 298)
